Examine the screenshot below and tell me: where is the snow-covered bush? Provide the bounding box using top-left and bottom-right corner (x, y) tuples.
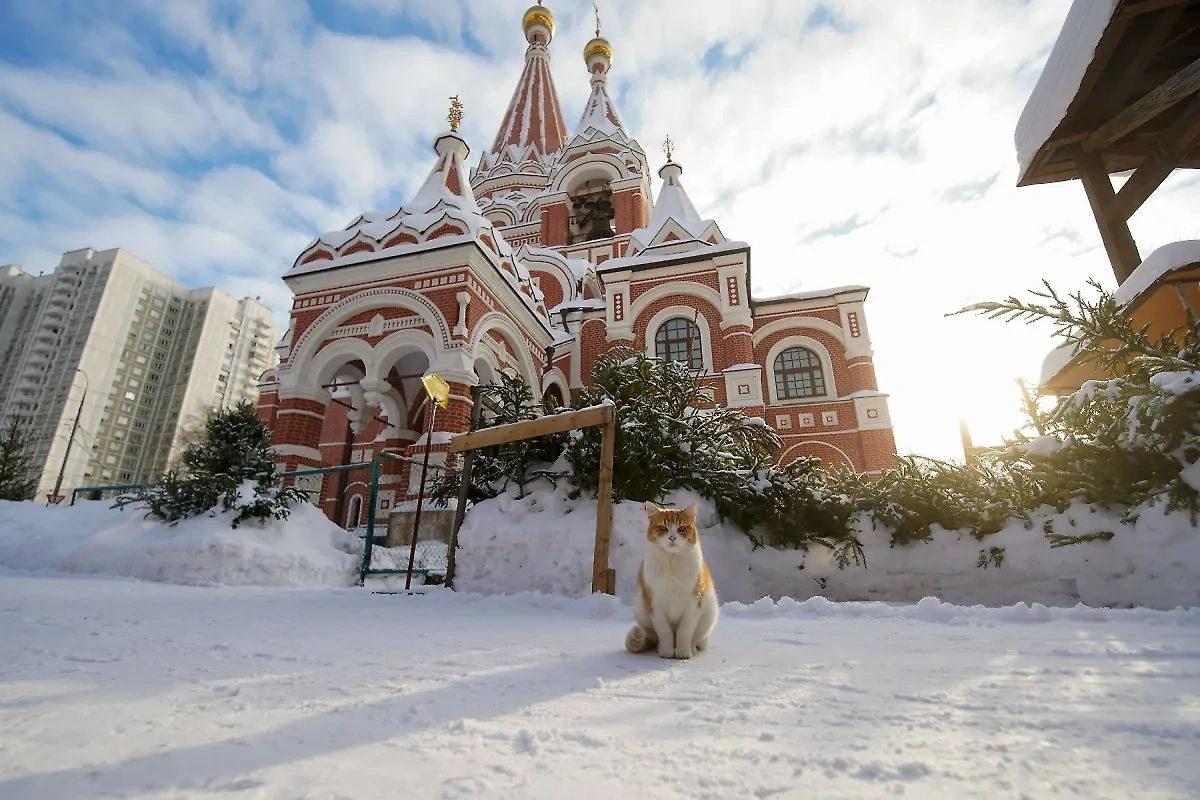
(442, 281), (1200, 569)
(958, 280), (1200, 528)
(116, 402), (308, 528)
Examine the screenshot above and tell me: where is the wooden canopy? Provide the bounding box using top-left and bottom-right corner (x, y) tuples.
(1020, 0), (1200, 283)
(1022, 0), (1200, 187)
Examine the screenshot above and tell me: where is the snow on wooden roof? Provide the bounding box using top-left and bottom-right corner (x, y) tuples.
(1015, 0), (1121, 181)
(1114, 239), (1200, 306)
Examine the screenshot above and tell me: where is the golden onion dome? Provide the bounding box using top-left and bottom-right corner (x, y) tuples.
(584, 36), (613, 63)
(522, 3), (555, 39)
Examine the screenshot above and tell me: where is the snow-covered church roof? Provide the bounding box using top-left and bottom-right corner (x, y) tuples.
(624, 160), (727, 259)
(286, 129), (551, 325)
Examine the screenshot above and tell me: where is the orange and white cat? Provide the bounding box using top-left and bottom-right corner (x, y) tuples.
(625, 502), (719, 659)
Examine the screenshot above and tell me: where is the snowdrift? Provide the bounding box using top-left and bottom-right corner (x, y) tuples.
(455, 483), (1200, 610)
(0, 499), (366, 587)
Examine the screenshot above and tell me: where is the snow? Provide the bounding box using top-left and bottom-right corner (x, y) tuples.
(1182, 460), (1200, 493)
(456, 483), (1200, 610)
(1023, 434), (1063, 457)
(755, 284), (870, 303)
(627, 161), (724, 256)
(1, 572), (1198, 799)
(1152, 370), (1200, 396)
(1114, 239), (1200, 307)
(0, 499), (365, 587)
(1039, 342), (1079, 387)
(574, 75), (626, 137)
(1014, 0), (1121, 180)
(285, 131), (552, 326)
(550, 298), (606, 314)
(599, 239), (750, 273)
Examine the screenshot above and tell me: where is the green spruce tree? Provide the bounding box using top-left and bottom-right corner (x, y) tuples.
(0, 415), (38, 502)
(118, 401), (308, 528)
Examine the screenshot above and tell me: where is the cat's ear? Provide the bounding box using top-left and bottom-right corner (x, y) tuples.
(645, 501), (663, 517)
(684, 503), (698, 521)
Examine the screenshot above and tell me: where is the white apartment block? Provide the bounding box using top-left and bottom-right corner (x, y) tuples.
(0, 248), (279, 502)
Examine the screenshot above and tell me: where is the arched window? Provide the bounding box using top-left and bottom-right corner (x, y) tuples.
(654, 318), (702, 370)
(345, 495), (363, 530)
(543, 385), (565, 409)
(774, 347), (827, 399)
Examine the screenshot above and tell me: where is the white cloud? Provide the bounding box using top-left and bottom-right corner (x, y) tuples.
(1, 0), (1192, 460)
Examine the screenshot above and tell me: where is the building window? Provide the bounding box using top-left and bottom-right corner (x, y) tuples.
(654, 318), (702, 370)
(773, 347), (827, 400)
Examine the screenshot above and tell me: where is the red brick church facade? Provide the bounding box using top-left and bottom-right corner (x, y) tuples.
(258, 3), (898, 528)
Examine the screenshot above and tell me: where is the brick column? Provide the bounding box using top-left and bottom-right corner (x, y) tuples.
(541, 203), (569, 247)
(272, 389), (330, 470)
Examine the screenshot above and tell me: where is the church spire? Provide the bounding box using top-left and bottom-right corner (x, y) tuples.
(489, 2), (568, 158)
(575, 3), (625, 138)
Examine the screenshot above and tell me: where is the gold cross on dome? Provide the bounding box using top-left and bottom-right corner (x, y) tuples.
(663, 135), (675, 162)
(448, 95), (464, 131)
(594, 1), (602, 37)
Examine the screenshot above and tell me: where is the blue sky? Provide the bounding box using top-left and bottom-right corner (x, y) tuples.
(2, 0), (1198, 459)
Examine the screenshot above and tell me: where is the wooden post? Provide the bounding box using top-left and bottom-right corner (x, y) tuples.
(446, 384), (484, 590)
(592, 419), (616, 594)
(1076, 153), (1141, 284)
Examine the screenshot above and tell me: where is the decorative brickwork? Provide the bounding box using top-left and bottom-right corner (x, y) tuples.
(261, 3), (899, 530)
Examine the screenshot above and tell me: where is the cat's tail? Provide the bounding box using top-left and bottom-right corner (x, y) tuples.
(625, 625), (654, 654)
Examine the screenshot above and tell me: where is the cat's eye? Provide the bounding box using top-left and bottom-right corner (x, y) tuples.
(678, 526), (688, 533)
(657, 525), (668, 532)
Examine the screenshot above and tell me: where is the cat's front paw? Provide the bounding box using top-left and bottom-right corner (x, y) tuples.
(657, 643), (675, 659)
(674, 646), (693, 660)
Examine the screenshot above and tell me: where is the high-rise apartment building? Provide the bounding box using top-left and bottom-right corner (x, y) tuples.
(0, 248), (279, 501)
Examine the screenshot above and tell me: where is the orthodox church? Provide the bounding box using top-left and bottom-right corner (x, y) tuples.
(258, 2), (898, 527)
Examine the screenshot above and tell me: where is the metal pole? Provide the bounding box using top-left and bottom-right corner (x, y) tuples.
(405, 401), (438, 591)
(446, 384), (483, 590)
(50, 383), (86, 505)
(359, 456), (382, 585)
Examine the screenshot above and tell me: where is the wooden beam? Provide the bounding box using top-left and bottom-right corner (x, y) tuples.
(448, 403), (615, 453)
(1076, 153), (1142, 283)
(1107, 92), (1200, 221)
(1124, 0), (1192, 16)
(1095, 4), (1187, 123)
(591, 420), (617, 595)
(1084, 53), (1200, 153)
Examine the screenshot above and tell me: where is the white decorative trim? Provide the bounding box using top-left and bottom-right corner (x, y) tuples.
(780, 440), (857, 469)
(853, 394), (893, 431)
(273, 445), (323, 462)
(277, 386), (333, 406)
(470, 312), (540, 390)
(541, 367), (571, 407)
(751, 316), (847, 349)
(454, 292), (470, 338)
(629, 281), (724, 325)
(285, 287), (452, 378)
(763, 335), (838, 405)
(277, 408), (325, 421)
(722, 364), (763, 409)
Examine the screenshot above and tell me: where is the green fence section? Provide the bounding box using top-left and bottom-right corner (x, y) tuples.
(69, 455), (457, 588)
(68, 483), (144, 505)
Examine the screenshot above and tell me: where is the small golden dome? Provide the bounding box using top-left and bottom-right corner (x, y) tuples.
(522, 4), (555, 38)
(584, 37), (613, 63)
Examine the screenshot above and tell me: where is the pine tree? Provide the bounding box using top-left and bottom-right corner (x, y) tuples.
(0, 415), (38, 502)
(117, 402), (308, 528)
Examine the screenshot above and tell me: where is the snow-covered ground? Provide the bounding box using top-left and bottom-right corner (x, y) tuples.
(2, 571), (1198, 799)
(456, 484), (1200, 610)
